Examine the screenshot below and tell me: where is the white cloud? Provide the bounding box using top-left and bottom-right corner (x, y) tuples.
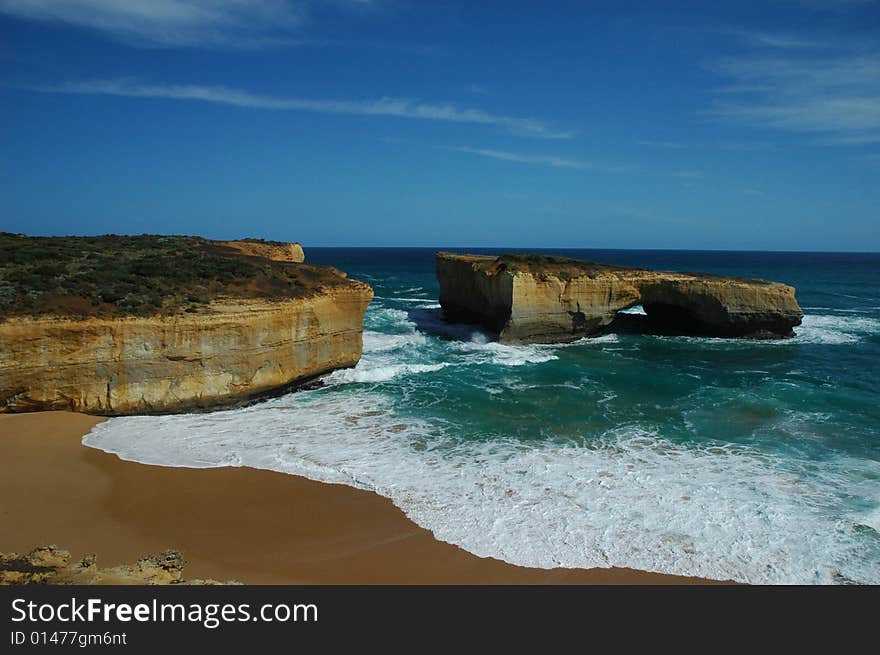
(455, 147), (585, 169)
(0, 0), (309, 47)
(453, 146), (626, 171)
(44, 79), (573, 139)
(708, 35), (880, 145)
(637, 140), (688, 149)
(736, 31), (825, 50)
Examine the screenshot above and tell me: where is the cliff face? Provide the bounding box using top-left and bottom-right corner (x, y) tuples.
(437, 253), (803, 344)
(435, 254), (515, 332)
(0, 281), (373, 415)
(214, 240), (305, 263)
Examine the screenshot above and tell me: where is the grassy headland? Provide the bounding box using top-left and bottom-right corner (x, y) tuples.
(0, 233), (345, 319)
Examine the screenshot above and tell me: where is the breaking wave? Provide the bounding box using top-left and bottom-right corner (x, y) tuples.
(85, 393), (880, 584)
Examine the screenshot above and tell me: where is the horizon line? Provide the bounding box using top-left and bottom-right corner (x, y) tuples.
(300, 245), (880, 254)
(5, 232), (877, 254)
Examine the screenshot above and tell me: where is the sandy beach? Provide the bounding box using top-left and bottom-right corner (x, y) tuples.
(0, 411), (713, 584)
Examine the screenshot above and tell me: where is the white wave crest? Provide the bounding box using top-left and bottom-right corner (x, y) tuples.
(362, 330), (427, 352)
(452, 334), (558, 366)
(857, 507), (880, 534)
(566, 333), (620, 346)
(329, 306), (446, 384)
(329, 363), (448, 384)
(374, 297), (435, 303)
(795, 314), (880, 345)
(618, 305), (646, 315)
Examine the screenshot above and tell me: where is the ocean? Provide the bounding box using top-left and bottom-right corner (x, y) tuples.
(84, 249), (880, 584)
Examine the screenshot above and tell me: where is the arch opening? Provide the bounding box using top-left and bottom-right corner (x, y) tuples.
(606, 298), (725, 337)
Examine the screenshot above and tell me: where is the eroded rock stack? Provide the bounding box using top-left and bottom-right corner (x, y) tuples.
(437, 252), (802, 344)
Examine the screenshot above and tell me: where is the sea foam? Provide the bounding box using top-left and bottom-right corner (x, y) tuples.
(84, 391), (880, 585)
(794, 314), (880, 345)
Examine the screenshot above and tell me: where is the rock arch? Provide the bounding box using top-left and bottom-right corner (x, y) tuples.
(437, 252), (803, 344)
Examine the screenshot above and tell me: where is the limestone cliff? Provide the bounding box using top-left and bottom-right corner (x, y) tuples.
(0, 283), (372, 414)
(437, 252), (803, 344)
(0, 233), (373, 414)
(214, 239), (305, 263)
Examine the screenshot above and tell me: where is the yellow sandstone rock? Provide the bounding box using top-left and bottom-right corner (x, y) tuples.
(214, 239), (305, 263)
(0, 283), (373, 414)
(437, 252), (802, 344)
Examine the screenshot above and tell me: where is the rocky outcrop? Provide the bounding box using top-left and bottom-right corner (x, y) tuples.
(0, 546), (236, 585)
(214, 239), (305, 263)
(0, 282), (372, 414)
(437, 253), (803, 344)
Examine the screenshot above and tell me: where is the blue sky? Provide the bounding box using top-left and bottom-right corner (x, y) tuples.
(1, 1), (878, 250)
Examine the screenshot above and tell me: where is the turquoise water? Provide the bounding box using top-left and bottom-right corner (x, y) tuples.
(85, 249), (880, 584)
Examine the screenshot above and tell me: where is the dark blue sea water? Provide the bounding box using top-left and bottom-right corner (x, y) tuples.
(85, 249), (880, 583)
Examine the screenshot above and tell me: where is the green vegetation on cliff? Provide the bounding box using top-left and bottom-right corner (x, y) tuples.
(494, 253), (632, 279)
(492, 253), (771, 284)
(0, 233), (345, 319)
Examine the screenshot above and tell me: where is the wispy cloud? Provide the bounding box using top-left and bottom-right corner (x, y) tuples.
(0, 0), (443, 53)
(734, 30), (825, 50)
(707, 32), (880, 145)
(41, 79), (573, 139)
(454, 147), (586, 169)
(636, 139), (771, 151)
(671, 170), (705, 179)
(637, 140), (688, 149)
(453, 146), (627, 171)
(0, 0), (373, 48)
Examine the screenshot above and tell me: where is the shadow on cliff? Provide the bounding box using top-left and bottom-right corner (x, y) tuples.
(407, 306), (802, 346)
(404, 306), (709, 343)
(604, 311), (798, 340)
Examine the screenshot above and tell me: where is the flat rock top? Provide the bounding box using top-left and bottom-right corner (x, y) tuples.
(0, 233), (356, 321)
(438, 251), (625, 275)
(437, 251), (777, 286)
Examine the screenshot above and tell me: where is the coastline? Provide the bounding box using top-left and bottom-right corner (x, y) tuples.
(0, 411), (719, 584)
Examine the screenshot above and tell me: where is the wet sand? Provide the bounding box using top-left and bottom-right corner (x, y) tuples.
(0, 411), (716, 584)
